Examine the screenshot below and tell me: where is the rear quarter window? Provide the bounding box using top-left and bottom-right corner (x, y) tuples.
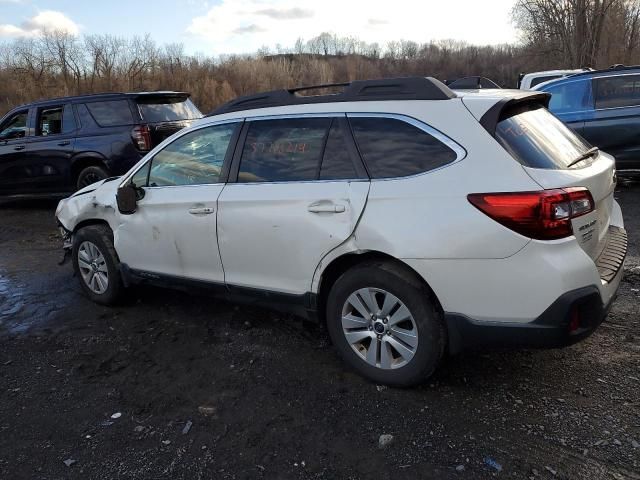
(348, 117), (458, 179)
(85, 100), (134, 127)
(595, 74), (640, 109)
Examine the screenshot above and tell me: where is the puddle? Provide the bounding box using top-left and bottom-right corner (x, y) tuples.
(0, 274), (25, 320)
(0, 271), (71, 335)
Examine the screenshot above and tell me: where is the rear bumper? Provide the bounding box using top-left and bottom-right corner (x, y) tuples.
(445, 285), (615, 354)
(445, 225), (627, 354)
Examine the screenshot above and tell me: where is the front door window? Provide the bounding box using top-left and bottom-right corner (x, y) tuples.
(0, 111), (28, 140)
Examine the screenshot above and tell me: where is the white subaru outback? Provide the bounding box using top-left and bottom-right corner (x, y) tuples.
(56, 77), (627, 386)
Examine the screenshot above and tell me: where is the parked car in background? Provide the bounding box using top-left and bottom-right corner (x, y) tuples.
(518, 69), (591, 90)
(534, 65), (640, 172)
(0, 92), (202, 196)
(56, 77), (626, 386)
(445, 76), (501, 89)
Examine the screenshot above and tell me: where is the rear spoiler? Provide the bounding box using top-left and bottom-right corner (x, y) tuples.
(479, 92), (551, 136)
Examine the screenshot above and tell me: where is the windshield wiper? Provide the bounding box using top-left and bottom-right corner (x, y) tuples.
(566, 147), (599, 168)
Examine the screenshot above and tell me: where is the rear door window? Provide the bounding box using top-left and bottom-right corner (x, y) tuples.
(545, 79), (593, 113)
(348, 117), (458, 179)
(37, 107), (63, 136)
(86, 100), (134, 127)
(36, 105), (76, 136)
(319, 120), (358, 180)
(495, 104), (592, 169)
(238, 118), (331, 183)
(136, 97), (202, 122)
(63, 105), (77, 132)
(594, 74), (640, 109)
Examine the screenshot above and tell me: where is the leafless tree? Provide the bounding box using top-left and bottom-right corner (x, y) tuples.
(513, 0), (638, 67)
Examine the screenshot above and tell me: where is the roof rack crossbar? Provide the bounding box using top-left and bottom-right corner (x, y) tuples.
(209, 77), (456, 116)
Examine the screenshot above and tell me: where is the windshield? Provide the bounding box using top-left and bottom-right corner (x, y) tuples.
(136, 97), (202, 123)
(495, 104), (592, 169)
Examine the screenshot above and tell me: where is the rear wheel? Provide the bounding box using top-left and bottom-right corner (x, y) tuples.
(76, 165), (109, 190)
(72, 225), (123, 305)
(326, 261), (445, 386)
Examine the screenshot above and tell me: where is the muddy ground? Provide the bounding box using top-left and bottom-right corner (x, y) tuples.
(0, 182), (639, 480)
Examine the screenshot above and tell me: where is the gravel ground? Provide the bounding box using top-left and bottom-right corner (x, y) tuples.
(0, 181), (639, 480)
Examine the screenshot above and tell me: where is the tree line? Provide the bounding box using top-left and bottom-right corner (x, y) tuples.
(1, 0), (640, 116)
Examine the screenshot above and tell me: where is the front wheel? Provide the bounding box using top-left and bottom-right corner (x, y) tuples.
(326, 261), (445, 387)
(72, 225), (123, 305)
(76, 165), (109, 190)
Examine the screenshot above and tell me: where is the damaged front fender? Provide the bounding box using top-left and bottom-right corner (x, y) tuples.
(55, 178), (121, 234)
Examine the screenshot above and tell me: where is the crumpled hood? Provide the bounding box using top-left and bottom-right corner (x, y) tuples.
(55, 177), (122, 232)
(72, 178), (109, 196)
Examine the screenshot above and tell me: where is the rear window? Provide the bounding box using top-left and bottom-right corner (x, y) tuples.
(86, 100), (133, 127)
(136, 97), (202, 123)
(495, 104), (591, 169)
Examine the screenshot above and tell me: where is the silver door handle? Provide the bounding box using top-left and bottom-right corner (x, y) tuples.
(188, 207), (214, 215)
(307, 203), (346, 213)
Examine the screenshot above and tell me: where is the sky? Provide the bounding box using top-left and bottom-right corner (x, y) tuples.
(0, 0), (519, 55)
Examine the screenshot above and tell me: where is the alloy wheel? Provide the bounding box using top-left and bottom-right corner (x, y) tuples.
(341, 288), (418, 369)
(77, 241), (109, 294)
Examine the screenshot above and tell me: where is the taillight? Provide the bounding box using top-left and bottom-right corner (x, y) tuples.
(131, 125), (151, 151)
(467, 187), (594, 240)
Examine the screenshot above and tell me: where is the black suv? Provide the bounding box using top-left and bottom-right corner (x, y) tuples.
(0, 92), (202, 196)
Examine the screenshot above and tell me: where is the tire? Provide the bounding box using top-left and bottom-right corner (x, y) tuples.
(76, 165), (109, 190)
(72, 224), (124, 305)
(326, 261), (445, 387)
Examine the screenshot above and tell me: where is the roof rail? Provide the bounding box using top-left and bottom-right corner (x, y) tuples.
(563, 64), (640, 80)
(209, 77), (456, 115)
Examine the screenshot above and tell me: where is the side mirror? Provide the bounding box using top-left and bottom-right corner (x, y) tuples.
(116, 184), (139, 215)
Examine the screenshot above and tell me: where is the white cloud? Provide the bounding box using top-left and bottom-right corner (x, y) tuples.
(254, 7), (313, 20)
(186, 0), (518, 54)
(0, 10), (80, 38)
